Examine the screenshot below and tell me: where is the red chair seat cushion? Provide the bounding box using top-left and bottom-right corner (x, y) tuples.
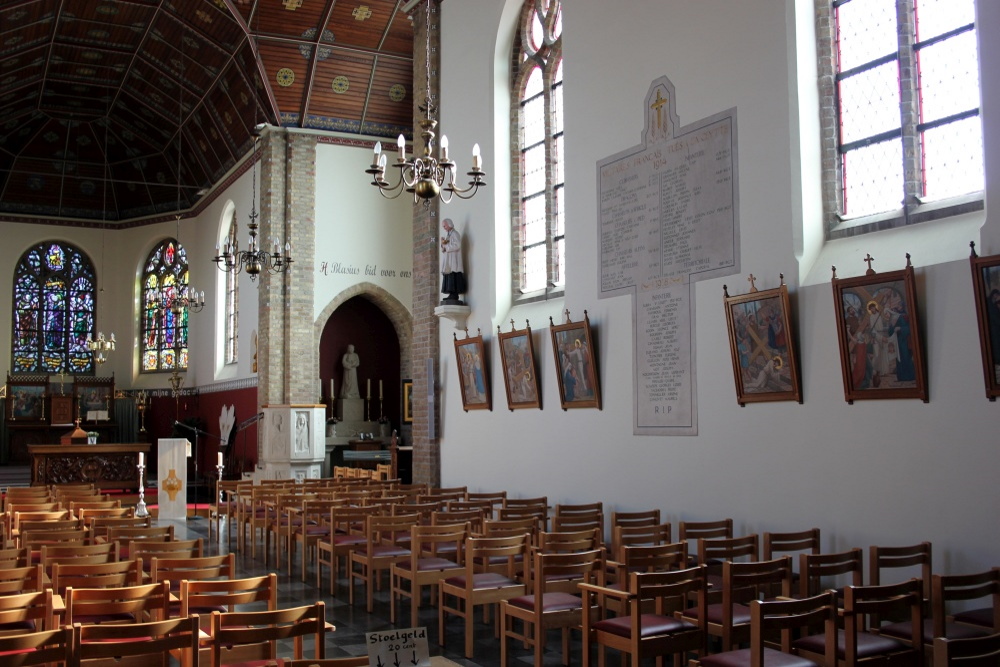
(793, 629), (908, 660)
(508, 592), (581, 613)
(681, 602), (752, 626)
(699, 648), (820, 667)
(879, 618), (990, 644)
(593, 614), (695, 639)
(444, 572), (519, 590)
(952, 607), (994, 628)
(396, 557), (461, 573)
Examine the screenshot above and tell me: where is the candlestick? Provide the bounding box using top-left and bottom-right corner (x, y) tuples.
(135, 462), (149, 518)
(379, 380), (383, 400)
(138, 451), (144, 467)
(217, 452), (223, 467)
(330, 378), (335, 400)
(217, 462), (225, 507)
(366, 378), (371, 400)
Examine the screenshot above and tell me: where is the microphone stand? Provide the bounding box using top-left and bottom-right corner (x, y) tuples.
(235, 412), (263, 478)
(174, 421), (223, 520)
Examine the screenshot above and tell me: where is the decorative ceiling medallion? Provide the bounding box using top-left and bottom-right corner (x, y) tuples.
(331, 76), (349, 94)
(283, 0), (303, 10)
(81, 180), (95, 194)
(43, 131), (59, 143)
(76, 67), (96, 76)
(96, 4), (118, 14)
(87, 30), (109, 39)
(82, 52), (101, 60)
(298, 28), (335, 61)
(352, 5), (372, 21)
(389, 84), (405, 102)
(5, 36), (23, 47)
(196, 9), (212, 23)
(276, 68), (295, 87)
(27, 176), (43, 191)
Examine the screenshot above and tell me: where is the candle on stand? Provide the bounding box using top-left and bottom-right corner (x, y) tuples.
(218, 452), (223, 467)
(330, 378), (335, 400)
(379, 380), (383, 400)
(138, 452), (144, 467)
(366, 379), (371, 400)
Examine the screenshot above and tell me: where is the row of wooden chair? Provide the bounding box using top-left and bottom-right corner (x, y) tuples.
(0, 599), (329, 667)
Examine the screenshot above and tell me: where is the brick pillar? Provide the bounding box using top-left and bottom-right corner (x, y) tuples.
(409, 0), (442, 487)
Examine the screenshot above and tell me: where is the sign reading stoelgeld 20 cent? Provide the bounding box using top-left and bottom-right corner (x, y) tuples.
(365, 628), (430, 667)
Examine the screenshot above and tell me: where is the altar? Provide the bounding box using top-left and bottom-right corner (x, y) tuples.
(29, 443), (150, 490)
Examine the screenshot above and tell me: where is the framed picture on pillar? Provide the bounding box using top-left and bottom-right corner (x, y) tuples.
(831, 254), (927, 404)
(497, 321), (541, 411)
(969, 242), (1000, 400)
(723, 274), (802, 407)
(549, 310), (601, 410)
(453, 329), (491, 412)
(401, 379), (413, 424)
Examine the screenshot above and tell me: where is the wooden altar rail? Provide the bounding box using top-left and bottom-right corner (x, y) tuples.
(29, 444), (150, 491)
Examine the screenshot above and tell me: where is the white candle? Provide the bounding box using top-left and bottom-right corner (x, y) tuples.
(218, 452), (223, 467)
(138, 452), (144, 467)
(330, 378), (335, 399)
(366, 378), (371, 400)
(379, 380), (383, 400)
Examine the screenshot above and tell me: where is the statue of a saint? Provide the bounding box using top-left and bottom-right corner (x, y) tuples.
(440, 218), (466, 303)
(341, 344), (361, 398)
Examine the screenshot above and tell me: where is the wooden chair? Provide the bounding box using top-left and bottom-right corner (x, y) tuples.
(610, 508), (662, 531)
(0, 589), (55, 634)
(933, 632), (1000, 665)
(799, 547), (864, 598)
(209, 479), (244, 544)
(0, 546), (29, 568)
(286, 497), (346, 580)
(792, 579), (924, 666)
(499, 547), (604, 666)
(679, 518), (732, 566)
(67, 499), (121, 514)
(439, 532), (531, 659)
(12, 518), (83, 547)
(868, 542), (933, 643)
(239, 486), (284, 557)
(180, 573), (278, 618)
(0, 626), (72, 666)
(552, 502), (604, 543)
(763, 526), (821, 595)
(0, 564), (45, 595)
(129, 537), (203, 567)
(611, 521), (673, 563)
(265, 491), (317, 568)
(926, 570), (1000, 641)
(349, 512), (419, 612)
(50, 559), (143, 596)
(105, 525), (174, 559)
(691, 591), (838, 667)
(209, 601), (328, 666)
(89, 515), (151, 541)
(390, 522), (468, 627)
(697, 533), (760, 595)
(150, 552), (236, 593)
(606, 541), (689, 616)
(276, 659), (369, 667)
(39, 541), (119, 573)
(499, 496), (549, 532)
(432, 508), (486, 536)
(69, 614), (201, 667)
(2, 487), (51, 513)
(677, 555), (793, 653)
(76, 506), (132, 530)
(316, 505), (382, 594)
(464, 490), (507, 517)
(581, 565), (709, 667)
(64, 581), (170, 625)
(21, 527), (92, 553)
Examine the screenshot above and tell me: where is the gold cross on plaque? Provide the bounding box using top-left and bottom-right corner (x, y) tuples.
(650, 89), (668, 131)
(282, 0), (303, 10)
(353, 5), (372, 21)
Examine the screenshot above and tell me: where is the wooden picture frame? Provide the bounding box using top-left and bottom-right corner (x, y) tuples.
(6, 376), (47, 421)
(453, 329), (491, 411)
(549, 310), (601, 410)
(74, 376), (115, 422)
(723, 274), (802, 407)
(401, 379), (413, 424)
(831, 254), (927, 403)
(969, 242), (1000, 400)
(497, 320), (541, 410)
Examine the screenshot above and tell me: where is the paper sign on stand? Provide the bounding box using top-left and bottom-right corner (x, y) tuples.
(365, 628), (430, 667)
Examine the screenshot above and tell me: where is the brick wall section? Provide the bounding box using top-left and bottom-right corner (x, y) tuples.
(408, 1), (441, 487)
(896, 0), (921, 207)
(814, 0), (840, 236)
(258, 133), (285, 411)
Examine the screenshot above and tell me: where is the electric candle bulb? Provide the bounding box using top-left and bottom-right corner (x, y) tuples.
(218, 452), (223, 467)
(472, 143), (482, 170)
(373, 141), (382, 161)
(138, 452), (144, 467)
(397, 134), (406, 161)
(440, 135), (449, 160)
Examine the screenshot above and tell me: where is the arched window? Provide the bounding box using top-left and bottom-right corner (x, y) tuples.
(11, 242), (96, 374)
(140, 239), (190, 372)
(512, 0), (563, 296)
(223, 211), (239, 365)
(817, 0), (982, 237)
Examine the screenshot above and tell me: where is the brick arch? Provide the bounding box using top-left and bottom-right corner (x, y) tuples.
(314, 283), (413, 393)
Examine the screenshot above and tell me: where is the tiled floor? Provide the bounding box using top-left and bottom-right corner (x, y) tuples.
(174, 517), (583, 667)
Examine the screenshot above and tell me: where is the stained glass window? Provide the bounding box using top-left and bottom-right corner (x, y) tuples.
(141, 238), (190, 372)
(224, 211), (239, 365)
(12, 242), (96, 374)
(513, 0), (563, 295)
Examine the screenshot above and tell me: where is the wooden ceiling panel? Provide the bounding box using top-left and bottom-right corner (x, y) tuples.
(309, 55), (376, 120)
(326, 1), (405, 52)
(381, 3), (415, 55)
(0, 6), (55, 56)
(362, 57), (412, 131)
(258, 40), (309, 121)
(257, 0), (329, 41)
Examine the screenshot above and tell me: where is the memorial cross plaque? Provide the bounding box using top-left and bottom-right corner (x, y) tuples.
(598, 76), (740, 435)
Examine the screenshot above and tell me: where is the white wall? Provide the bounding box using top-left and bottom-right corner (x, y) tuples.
(437, 0), (1000, 573)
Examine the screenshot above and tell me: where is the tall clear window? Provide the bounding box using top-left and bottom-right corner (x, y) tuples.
(140, 239), (190, 372)
(823, 0), (982, 226)
(223, 212), (239, 365)
(11, 242), (96, 374)
(513, 0), (563, 294)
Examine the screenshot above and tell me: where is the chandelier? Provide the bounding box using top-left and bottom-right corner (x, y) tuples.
(87, 332), (116, 366)
(365, 0), (486, 203)
(213, 13), (293, 281)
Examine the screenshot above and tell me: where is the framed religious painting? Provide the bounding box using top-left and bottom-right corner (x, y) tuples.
(453, 329), (491, 411)
(497, 320), (541, 411)
(5, 376), (47, 422)
(549, 310), (602, 410)
(75, 376), (115, 422)
(723, 274), (802, 407)
(401, 379), (413, 424)
(831, 254), (927, 404)
(969, 242), (1000, 400)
